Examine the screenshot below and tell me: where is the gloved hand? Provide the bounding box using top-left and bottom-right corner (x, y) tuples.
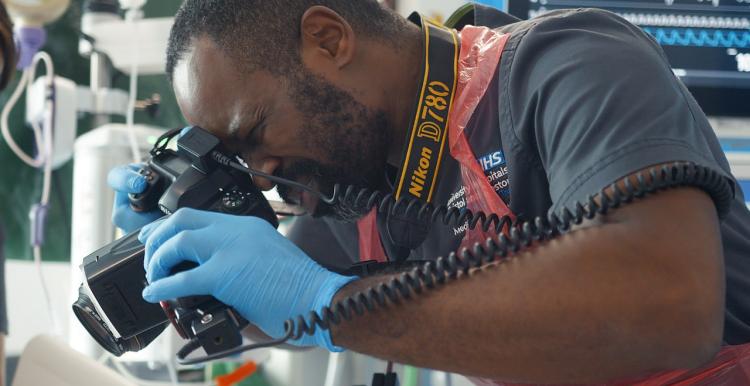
(108, 163), (163, 233)
(139, 208), (357, 351)
(108, 127), (193, 233)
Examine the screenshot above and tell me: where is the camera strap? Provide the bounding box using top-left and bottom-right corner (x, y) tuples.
(395, 14), (460, 204)
(371, 14), (460, 261)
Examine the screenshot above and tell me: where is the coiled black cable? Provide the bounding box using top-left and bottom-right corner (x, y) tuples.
(221, 157), (518, 235)
(323, 184), (518, 235)
(287, 162), (733, 342)
(177, 158), (733, 364)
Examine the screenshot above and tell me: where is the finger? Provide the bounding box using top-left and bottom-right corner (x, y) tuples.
(142, 270), (211, 303)
(107, 164), (147, 194)
(139, 209), (215, 262)
(138, 217), (167, 244)
(112, 202), (135, 233)
(112, 191), (163, 234)
(146, 229), (209, 283)
(140, 208), (215, 247)
(139, 217), (168, 271)
(112, 190), (134, 228)
(140, 217), (166, 271)
(113, 189), (132, 207)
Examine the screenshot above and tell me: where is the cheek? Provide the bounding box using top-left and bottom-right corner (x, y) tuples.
(264, 109), (309, 152)
(266, 83), (333, 161)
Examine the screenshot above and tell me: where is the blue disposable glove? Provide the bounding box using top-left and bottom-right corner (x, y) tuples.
(108, 164), (163, 233)
(108, 127), (193, 233)
(138, 208), (357, 351)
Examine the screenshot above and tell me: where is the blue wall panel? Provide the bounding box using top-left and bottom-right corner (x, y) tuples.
(475, 0), (505, 11)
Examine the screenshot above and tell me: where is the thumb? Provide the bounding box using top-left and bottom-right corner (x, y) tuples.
(142, 271), (210, 302)
(108, 165), (147, 193)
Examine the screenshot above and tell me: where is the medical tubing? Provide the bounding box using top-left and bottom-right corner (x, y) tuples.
(125, 10), (143, 164)
(287, 162), (732, 341)
(176, 162), (733, 363)
(33, 51), (56, 206)
(0, 69), (42, 168)
(126, 53), (141, 163)
(26, 51), (59, 334)
(0, 51), (56, 169)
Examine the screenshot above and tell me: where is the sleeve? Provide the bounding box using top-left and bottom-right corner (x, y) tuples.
(505, 9), (735, 214)
(286, 215), (359, 273)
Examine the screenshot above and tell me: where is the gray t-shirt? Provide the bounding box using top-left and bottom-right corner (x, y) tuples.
(288, 7), (750, 344)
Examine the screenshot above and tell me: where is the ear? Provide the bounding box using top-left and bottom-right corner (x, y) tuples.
(299, 6), (355, 70)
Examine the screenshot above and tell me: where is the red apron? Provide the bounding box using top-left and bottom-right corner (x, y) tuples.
(357, 25), (750, 386)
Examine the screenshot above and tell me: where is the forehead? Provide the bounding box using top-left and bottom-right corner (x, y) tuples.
(172, 37), (278, 140)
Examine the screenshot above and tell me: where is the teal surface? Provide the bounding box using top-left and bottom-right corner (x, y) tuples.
(0, 0), (185, 261)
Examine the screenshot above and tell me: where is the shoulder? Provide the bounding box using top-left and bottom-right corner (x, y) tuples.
(497, 8), (661, 56)
(492, 8), (696, 181)
(496, 7), (674, 102)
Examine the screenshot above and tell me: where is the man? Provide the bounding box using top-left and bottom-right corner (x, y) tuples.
(109, 1), (750, 384)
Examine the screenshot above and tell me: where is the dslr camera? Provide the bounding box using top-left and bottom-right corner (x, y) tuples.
(72, 127), (278, 359)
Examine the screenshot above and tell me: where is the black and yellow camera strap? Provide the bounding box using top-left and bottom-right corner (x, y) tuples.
(395, 14), (460, 203)
(379, 14), (460, 261)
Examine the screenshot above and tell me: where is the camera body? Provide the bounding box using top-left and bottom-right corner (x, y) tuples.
(73, 127), (278, 358)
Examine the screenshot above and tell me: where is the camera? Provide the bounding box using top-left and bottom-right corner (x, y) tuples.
(72, 127), (278, 358)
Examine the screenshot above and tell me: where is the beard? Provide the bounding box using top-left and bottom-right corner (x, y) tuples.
(275, 68), (393, 222)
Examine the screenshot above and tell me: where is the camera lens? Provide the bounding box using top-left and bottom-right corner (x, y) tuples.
(73, 285), (170, 357)
(120, 322), (168, 353)
(72, 288), (125, 356)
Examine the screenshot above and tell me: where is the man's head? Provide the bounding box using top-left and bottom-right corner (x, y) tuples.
(0, 2), (16, 90)
(167, 0), (419, 221)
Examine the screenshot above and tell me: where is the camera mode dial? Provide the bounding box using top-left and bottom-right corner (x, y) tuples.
(220, 190), (250, 214)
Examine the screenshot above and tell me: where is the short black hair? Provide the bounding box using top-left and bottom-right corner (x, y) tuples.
(166, 0), (411, 82)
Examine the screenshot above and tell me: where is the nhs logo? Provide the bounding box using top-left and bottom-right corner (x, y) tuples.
(477, 150), (505, 172)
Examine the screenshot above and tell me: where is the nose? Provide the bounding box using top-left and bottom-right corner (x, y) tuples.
(249, 157), (281, 191)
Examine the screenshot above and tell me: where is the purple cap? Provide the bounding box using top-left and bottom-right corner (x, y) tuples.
(15, 26), (47, 70)
(29, 203), (49, 247)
